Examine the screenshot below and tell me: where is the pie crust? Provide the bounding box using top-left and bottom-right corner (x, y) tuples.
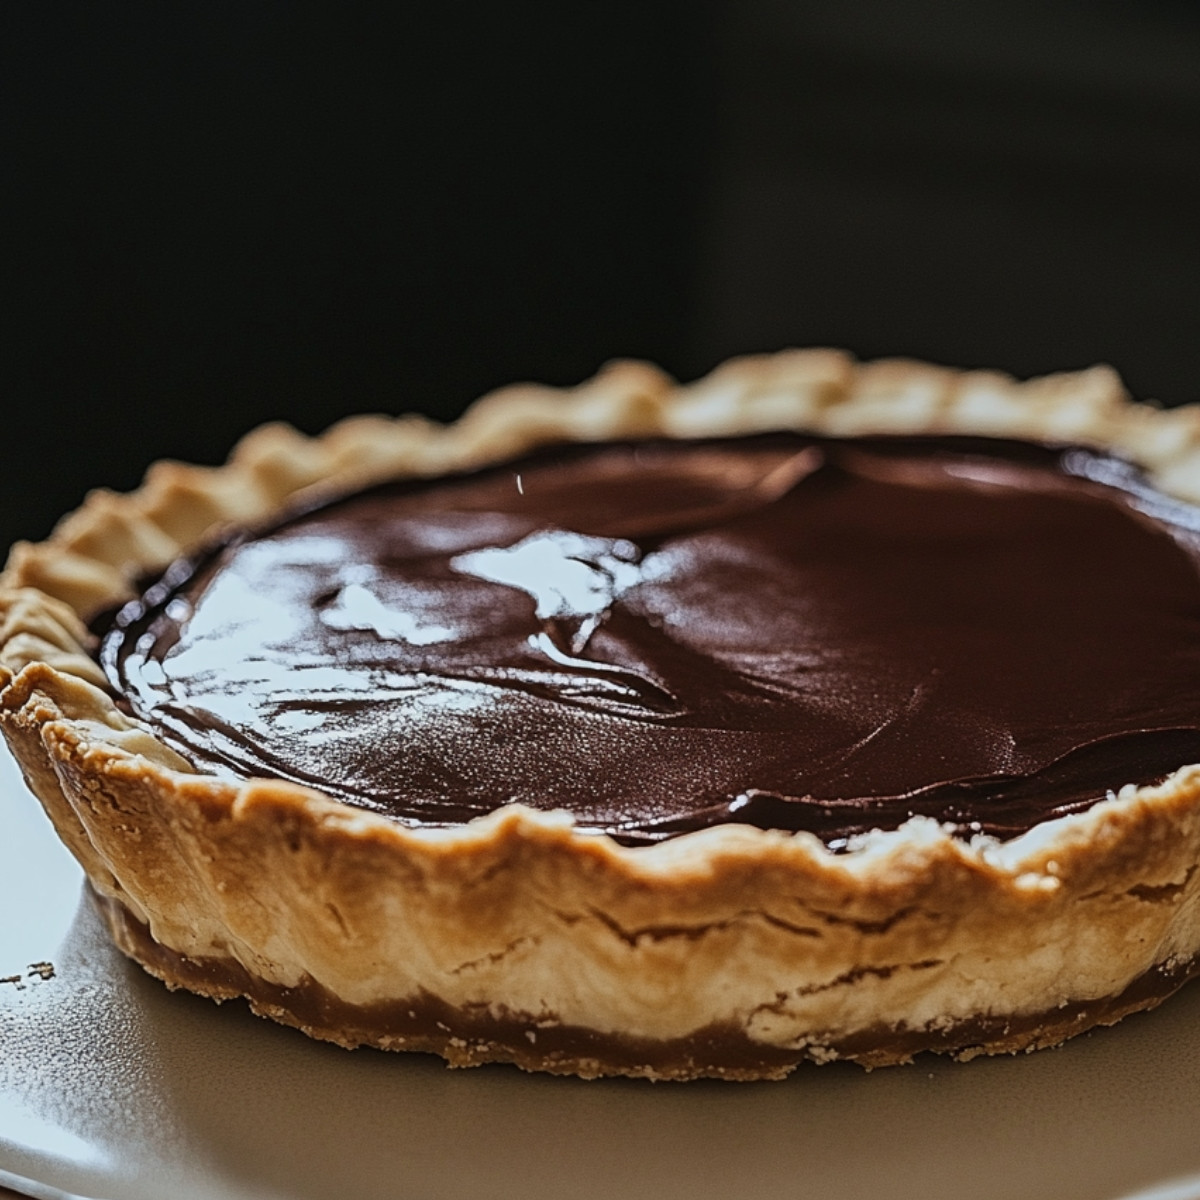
(5, 349), (1200, 1081)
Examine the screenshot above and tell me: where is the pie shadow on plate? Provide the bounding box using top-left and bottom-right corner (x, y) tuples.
(3, 743), (1200, 1200)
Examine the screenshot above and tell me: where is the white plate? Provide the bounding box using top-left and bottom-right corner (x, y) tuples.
(3, 742), (1200, 1200)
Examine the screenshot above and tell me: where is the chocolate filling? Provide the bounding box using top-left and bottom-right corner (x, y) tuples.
(98, 434), (1200, 847)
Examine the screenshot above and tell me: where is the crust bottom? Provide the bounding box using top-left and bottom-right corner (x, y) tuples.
(93, 888), (1200, 1082)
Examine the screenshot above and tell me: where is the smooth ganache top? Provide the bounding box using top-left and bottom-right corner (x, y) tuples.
(99, 434), (1200, 847)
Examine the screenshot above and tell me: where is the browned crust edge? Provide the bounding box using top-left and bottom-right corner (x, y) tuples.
(94, 888), (1200, 1082)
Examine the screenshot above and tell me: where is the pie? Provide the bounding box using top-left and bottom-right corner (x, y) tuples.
(4, 349), (1200, 1080)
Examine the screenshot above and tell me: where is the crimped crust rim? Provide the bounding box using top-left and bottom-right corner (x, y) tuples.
(4, 348), (1200, 877)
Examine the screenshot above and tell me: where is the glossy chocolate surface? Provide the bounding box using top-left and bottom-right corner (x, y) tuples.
(100, 435), (1200, 846)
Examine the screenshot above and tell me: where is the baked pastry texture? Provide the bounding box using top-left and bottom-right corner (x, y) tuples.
(5, 349), (1200, 1080)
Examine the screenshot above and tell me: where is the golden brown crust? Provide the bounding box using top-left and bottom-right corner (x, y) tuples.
(5, 349), (1200, 1080)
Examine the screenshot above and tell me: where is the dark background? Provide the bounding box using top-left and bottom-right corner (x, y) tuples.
(3, 0), (1199, 552)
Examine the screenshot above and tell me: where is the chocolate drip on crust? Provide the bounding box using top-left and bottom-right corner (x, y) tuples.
(98, 435), (1200, 846)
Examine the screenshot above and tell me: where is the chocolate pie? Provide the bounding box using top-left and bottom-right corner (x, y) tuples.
(5, 349), (1200, 1080)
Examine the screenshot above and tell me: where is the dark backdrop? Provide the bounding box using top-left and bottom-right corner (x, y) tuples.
(3, 0), (1199, 552)
(1, 3), (714, 547)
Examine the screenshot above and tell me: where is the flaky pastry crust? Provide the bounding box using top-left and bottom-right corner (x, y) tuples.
(5, 349), (1200, 1080)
